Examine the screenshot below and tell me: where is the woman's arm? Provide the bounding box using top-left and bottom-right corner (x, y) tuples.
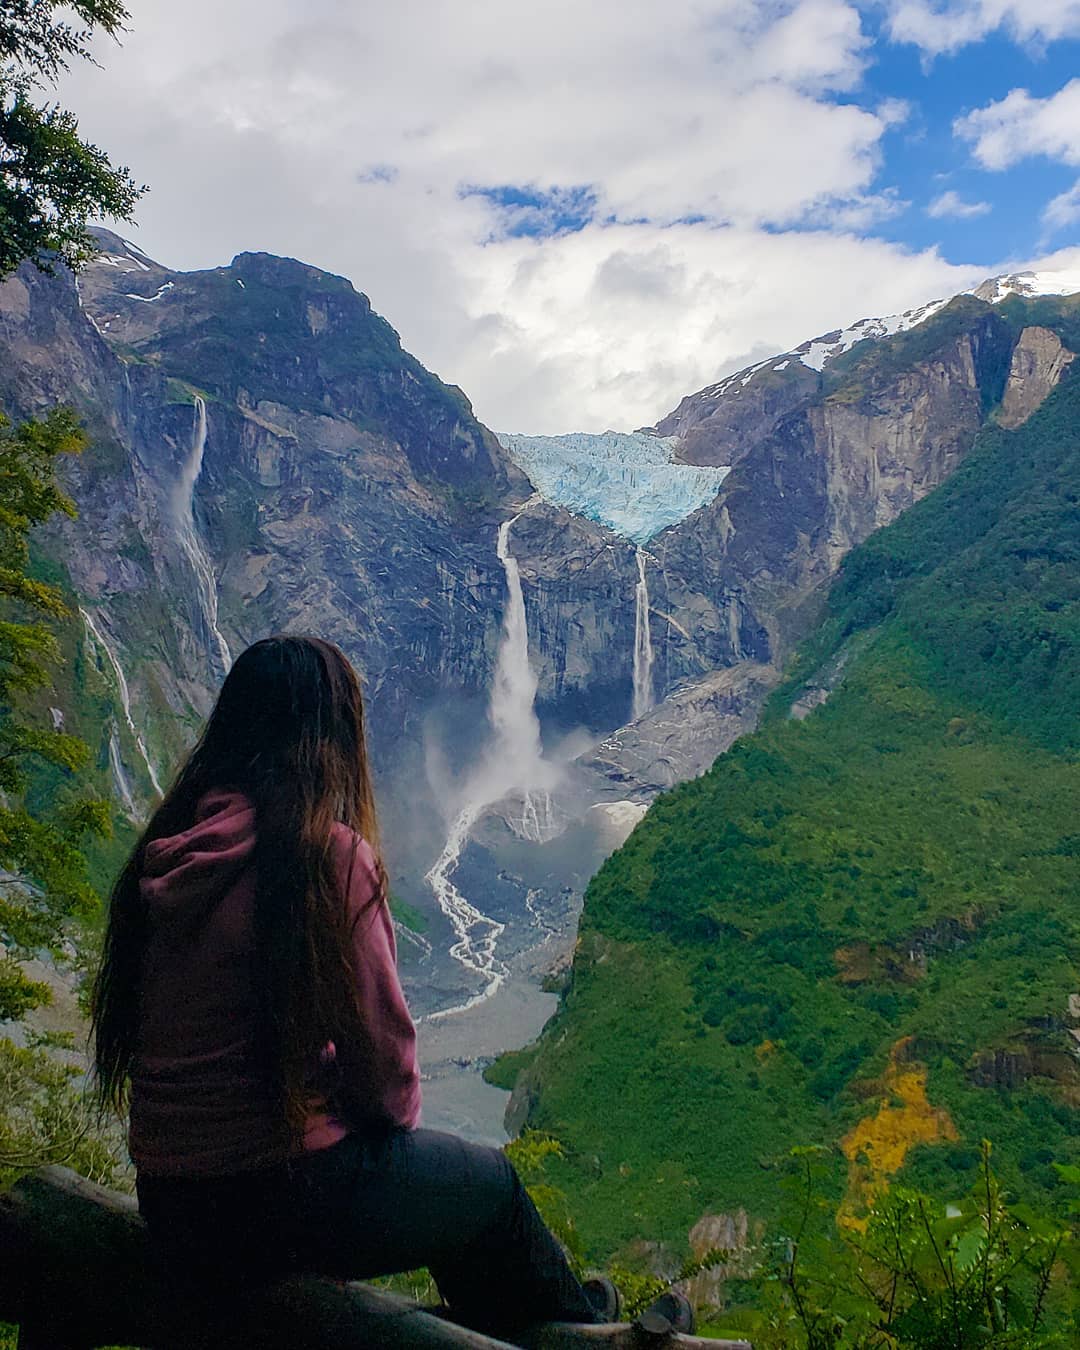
(333, 827), (422, 1130)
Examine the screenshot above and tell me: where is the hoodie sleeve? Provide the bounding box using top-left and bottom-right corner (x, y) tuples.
(332, 826), (422, 1130)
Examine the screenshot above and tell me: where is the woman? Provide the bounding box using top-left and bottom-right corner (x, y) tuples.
(91, 634), (609, 1338)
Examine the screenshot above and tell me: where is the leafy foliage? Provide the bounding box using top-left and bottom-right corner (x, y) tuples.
(0, 0), (143, 278)
(0, 1031), (124, 1184)
(734, 1143), (1077, 1347)
(505, 1129), (587, 1274)
(1, 409), (111, 1020)
(0, 409), (114, 1184)
(520, 316), (1080, 1261)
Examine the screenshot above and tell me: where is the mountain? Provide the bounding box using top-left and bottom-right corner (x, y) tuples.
(5, 231), (1077, 1058)
(564, 289), (1061, 797)
(505, 291), (1080, 1269)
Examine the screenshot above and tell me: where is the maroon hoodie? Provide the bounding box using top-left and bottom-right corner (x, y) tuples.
(129, 788), (422, 1176)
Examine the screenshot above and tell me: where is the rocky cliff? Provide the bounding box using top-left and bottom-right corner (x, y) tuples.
(509, 298), (1080, 1257)
(3, 237), (1076, 1022)
(574, 297), (1066, 796)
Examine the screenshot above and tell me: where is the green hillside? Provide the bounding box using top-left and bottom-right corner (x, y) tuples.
(515, 306), (1080, 1262)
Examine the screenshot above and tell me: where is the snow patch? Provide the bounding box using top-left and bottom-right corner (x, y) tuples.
(124, 282), (174, 304)
(676, 263), (1080, 424)
(97, 252), (149, 273)
(795, 297), (951, 372)
(499, 431), (730, 544)
(973, 269), (1080, 304)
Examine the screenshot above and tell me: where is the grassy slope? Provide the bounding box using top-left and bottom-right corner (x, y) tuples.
(521, 310), (1080, 1262)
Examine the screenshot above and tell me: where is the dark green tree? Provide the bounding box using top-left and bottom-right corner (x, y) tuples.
(0, 407), (120, 1184)
(0, 2), (140, 1189)
(0, 407), (109, 1025)
(0, 0), (144, 278)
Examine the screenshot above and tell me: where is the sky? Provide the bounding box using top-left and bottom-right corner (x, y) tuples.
(62, 0), (1080, 433)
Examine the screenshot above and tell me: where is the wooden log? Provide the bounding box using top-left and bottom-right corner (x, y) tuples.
(523, 1326), (751, 1349)
(0, 1165), (750, 1349)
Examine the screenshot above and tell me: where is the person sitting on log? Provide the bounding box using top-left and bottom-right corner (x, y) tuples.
(89, 634), (619, 1339)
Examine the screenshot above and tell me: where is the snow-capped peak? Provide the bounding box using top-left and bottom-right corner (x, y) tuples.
(697, 263), (1080, 400)
(793, 296), (952, 373)
(970, 268), (1080, 304)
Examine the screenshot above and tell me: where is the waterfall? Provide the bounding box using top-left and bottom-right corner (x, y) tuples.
(632, 546), (655, 721)
(173, 397), (232, 678)
(423, 495), (557, 1020)
(108, 726), (138, 820)
(80, 607), (163, 799)
(491, 513), (542, 760)
(727, 593), (744, 660)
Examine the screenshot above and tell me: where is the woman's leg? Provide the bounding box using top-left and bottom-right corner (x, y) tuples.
(289, 1128), (598, 1336)
(138, 1168), (295, 1293)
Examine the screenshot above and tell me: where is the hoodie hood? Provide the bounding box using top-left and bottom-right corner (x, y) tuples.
(141, 789), (257, 918)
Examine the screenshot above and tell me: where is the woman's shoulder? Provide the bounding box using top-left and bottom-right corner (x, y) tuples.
(329, 823), (382, 901)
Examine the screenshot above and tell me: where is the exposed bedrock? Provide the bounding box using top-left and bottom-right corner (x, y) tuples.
(2, 238), (1074, 845)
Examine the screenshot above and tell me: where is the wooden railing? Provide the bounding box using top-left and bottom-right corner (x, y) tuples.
(0, 1167), (752, 1349)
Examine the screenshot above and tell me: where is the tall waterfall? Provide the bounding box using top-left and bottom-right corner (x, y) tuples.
(80, 607), (163, 799)
(173, 398), (232, 678)
(424, 496), (556, 1020)
(632, 546), (655, 721)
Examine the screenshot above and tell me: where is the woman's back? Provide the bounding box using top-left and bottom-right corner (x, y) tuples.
(130, 787), (419, 1176)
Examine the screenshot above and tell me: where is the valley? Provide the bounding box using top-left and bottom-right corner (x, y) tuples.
(3, 231), (1079, 1264)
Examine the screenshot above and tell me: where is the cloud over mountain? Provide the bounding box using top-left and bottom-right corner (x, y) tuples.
(59, 0), (1080, 430)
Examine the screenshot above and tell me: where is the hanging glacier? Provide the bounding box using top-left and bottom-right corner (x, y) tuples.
(498, 430), (730, 545)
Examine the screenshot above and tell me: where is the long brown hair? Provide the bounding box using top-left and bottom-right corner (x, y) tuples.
(92, 634), (386, 1137)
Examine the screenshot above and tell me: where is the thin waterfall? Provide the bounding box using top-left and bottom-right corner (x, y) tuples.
(173, 397), (232, 677)
(632, 546), (655, 720)
(108, 726), (138, 820)
(424, 495), (556, 1020)
(80, 607), (163, 799)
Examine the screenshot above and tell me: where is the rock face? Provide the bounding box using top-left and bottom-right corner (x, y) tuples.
(2, 237), (1075, 947)
(655, 359), (819, 468)
(591, 301), (1025, 796)
(577, 661), (778, 795)
(0, 240), (534, 799)
(998, 325), (1076, 430)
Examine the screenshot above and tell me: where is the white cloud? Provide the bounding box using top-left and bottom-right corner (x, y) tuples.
(54, 1), (986, 430)
(1043, 179), (1080, 233)
(926, 189), (991, 218)
(877, 97), (914, 127)
(957, 80), (1080, 170)
(810, 187), (910, 228)
(888, 0), (1080, 55)
(456, 225), (979, 431)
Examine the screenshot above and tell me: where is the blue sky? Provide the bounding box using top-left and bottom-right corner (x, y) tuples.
(459, 18), (1080, 263)
(65, 1), (1080, 431)
(860, 26), (1080, 262)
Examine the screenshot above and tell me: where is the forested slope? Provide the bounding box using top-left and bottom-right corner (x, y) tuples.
(515, 295), (1080, 1261)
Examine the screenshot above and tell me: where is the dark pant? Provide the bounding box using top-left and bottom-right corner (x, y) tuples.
(137, 1127), (597, 1337)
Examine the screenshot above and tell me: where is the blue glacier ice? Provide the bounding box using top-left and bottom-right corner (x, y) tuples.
(498, 431), (730, 544)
